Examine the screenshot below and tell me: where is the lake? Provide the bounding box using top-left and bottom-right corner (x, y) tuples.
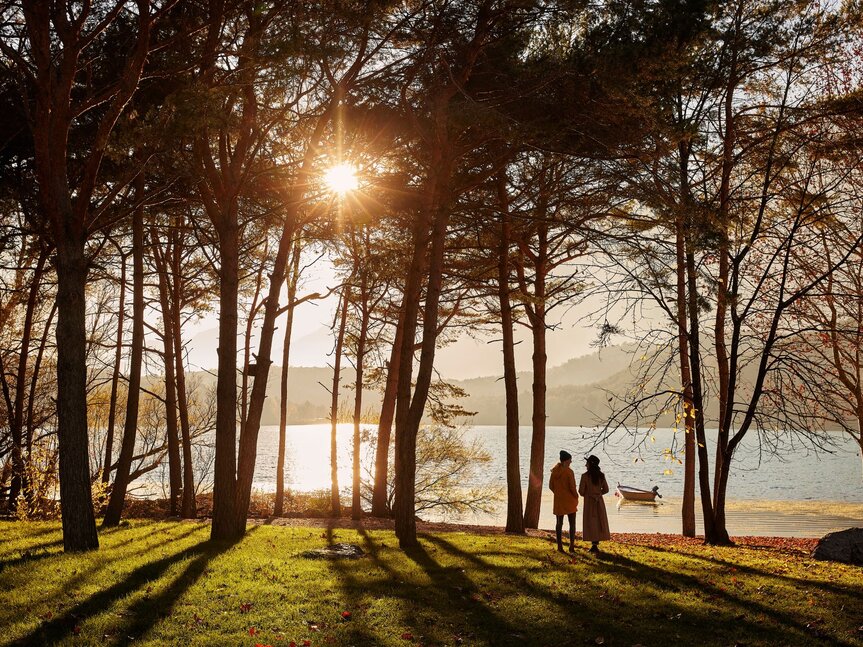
(139, 423), (863, 538)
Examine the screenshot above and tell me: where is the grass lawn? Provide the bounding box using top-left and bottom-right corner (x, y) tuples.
(1, 520), (861, 646)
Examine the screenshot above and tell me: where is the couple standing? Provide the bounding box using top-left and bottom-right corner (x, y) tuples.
(549, 451), (610, 554)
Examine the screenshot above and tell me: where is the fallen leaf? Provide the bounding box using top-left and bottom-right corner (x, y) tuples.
(401, 632), (414, 641)
(249, 626), (258, 636)
(340, 611), (352, 620)
(72, 625), (81, 636)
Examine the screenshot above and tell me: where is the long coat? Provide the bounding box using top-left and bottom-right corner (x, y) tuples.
(578, 473), (610, 541)
(548, 463), (579, 515)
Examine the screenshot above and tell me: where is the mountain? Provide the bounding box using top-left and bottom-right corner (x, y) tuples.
(453, 345), (639, 426)
(182, 344), (717, 427)
(186, 365), (383, 425)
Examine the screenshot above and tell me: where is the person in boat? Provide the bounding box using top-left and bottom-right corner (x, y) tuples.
(548, 450), (579, 553)
(578, 455), (610, 553)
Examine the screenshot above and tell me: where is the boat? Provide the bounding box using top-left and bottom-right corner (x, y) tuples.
(615, 483), (662, 502)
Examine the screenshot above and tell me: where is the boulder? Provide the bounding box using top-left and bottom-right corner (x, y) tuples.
(301, 543), (365, 559)
(811, 528), (863, 565)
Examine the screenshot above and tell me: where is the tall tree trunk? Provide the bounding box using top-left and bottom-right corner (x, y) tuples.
(9, 251), (47, 508)
(395, 202), (450, 548)
(274, 240), (301, 517)
(676, 222), (696, 538)
(103, 196), (146, 529)
(234, 216), (299, 534)
(154, 248), (182, 516)
(172, 258), (196, 518)
(329, 287), (350, 517)
(677, 143), (696, 538)
(393, 217), (428, 548)
(352, 271), (369, 521)
(522, 227), (547, 530)
(211, 221), (240, 540)
(25, 301), (56, 507)
(497, 177), (524, 535)
(102, 254), (127, 485)
(685, 244), (719, 544)
(55, 236), (99, 550)
(371, 305), (405, 517)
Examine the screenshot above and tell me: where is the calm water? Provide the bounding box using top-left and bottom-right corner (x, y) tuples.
(139, 424), (863, 538)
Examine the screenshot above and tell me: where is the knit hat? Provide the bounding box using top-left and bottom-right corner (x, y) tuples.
(559, 450), (572, 462)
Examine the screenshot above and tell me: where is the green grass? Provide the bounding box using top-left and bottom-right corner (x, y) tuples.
(1, 521), (861, 646)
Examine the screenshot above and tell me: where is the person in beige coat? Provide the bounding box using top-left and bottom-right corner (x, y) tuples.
(578, 455), (610, 553)
(548, 450), (579, 553)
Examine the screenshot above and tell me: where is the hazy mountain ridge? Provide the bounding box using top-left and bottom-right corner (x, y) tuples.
(180, 345), (641, 426)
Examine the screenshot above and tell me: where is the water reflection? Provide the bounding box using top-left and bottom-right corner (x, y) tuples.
(134, 423), (863, 537)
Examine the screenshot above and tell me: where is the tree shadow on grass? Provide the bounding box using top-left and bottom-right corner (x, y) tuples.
(11, 530), (246, 647)
(0, 540), (64, 575)
(588, 548), (858, 646)
(319, 524), (387, 645)
(640, 543), (863, 598)
(423, 534), (849, 647)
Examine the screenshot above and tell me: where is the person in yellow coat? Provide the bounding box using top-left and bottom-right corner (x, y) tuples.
(548, 450), (579, 553)
(579, 455), (610, 553)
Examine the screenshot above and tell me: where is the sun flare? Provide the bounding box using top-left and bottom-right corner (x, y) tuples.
(324, 163), (359, 194)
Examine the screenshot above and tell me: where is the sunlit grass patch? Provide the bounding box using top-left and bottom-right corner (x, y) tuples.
(1, 521), (861, 646)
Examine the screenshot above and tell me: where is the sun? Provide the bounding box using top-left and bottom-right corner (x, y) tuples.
(324, 163), (359, 194)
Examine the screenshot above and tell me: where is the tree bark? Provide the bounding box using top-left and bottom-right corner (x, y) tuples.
(522, 225), (547, 530)
(677, 142), (696, 538)
(371, 304), (405, 517)
(395, 201), (451, 548)
(103, 196), (145, 528)
(154, 240), (182, 516)
(171, 241), (196, 518)
(685, 244), (720, 544)
(211, 220), (240, 540)
(329, 286), (350, 517)
(9, 251), (47, 508)
(497, 175), (524, 535)
(393, 216), (428, 548)
(102, 253), (127, 485)
(352, 269), (370, 521)
(274, 239), (301, 517)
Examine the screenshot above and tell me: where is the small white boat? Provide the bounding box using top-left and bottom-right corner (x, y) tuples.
(616, 483), (662, 502)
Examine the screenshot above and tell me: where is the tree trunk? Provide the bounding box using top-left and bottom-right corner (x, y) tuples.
(172, 261), (196, 519)
(371, 305), (405, 517)
(712, 450), (733, 545)
(102, 253), (127, 485)
(676, 144), (696, 538)
(154, 247), (182, 516)
(677, 225), (696, 538)
(274, 240), (301, 517)
(329, 287), (350, 517)
(9, 251), (47, 508)
(55, 237), (99, 550)
(352, 271), (369, 521)
(685, 244), (720, 544)
(396, 203), (450, 548)
(393, 217), (428, 548)
(522, 226), (547, 530)
(25, 301), (56, 508)
(497, 178), (524, 535)
(211, 222), (240, 541)
(103, 196), (146, 529)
